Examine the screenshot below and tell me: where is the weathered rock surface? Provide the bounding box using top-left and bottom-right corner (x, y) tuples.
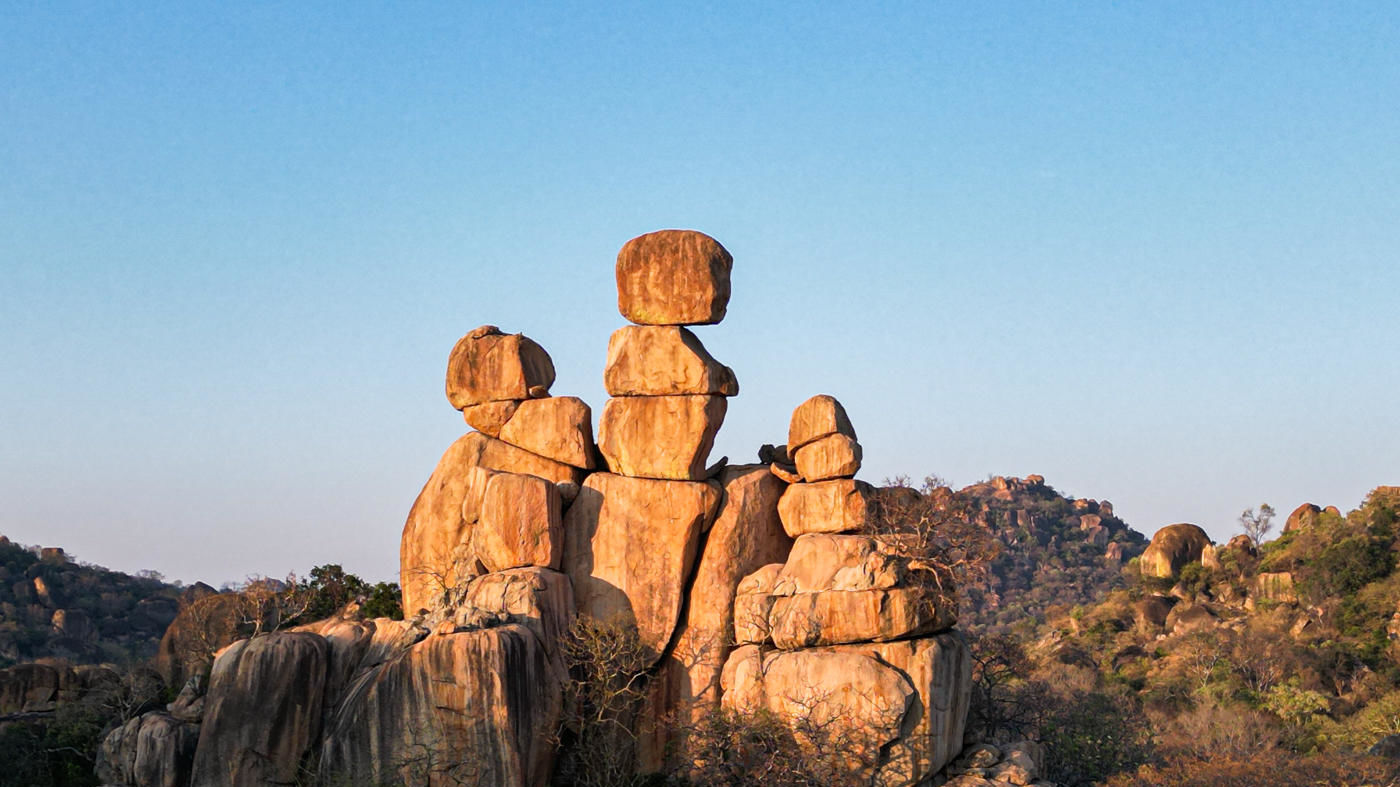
(320, 625), (562, 787)
(1139, 523), (1212, 579)
(616, 230), (732, 325)
(473, 472), (563, 572)
(462, 399), (521, 436)
(788, 394), (856, 452)
(768, 584), (956, 649)
(722, 632), (971, 784)
(455, 567), (576, 654)
(562, 473), (721, 661)
(445, 325), (555, 408)
(638, 465), (792, 770)
(190, 632), (328, 786)
(778, 478), (873, 536)
(604, 325), (738, 396)
(97, 711), (199, 787)
(772, 533), (906, 595)
(597, 394), (726, 480)
(497, 395), (596, 469)
(790, 433), (860, 483)
(400, 432), (585, 615)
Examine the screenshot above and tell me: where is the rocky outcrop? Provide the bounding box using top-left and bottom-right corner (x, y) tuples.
(1140, 523), (1212, 579)
(174, 230), (974, 787)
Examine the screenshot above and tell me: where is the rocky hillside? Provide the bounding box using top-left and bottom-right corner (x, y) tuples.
(947, 475), (1148, 632)
(0, 537), (187, 667)
(980, 486), (1400, 784)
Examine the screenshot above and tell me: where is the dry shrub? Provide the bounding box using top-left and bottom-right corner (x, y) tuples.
(681, 704), (875, 787)
(553, 616), (652, 787)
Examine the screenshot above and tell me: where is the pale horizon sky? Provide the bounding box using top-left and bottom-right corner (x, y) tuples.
(3, 4), (1398, 586)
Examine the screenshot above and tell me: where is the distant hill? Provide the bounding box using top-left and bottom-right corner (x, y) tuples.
(0, 536), (191, 667)
(950, 474), (1149, 631)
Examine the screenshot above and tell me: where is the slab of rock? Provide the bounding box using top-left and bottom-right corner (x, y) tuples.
(616, 230), (732, 325)
(597, 394), (726, 480)
(637, 465), (791, 772)
(1140, 523), (1211, 579)
(792, 433), (862, 482)
(721, 633), (970, 783)
(604, 325), (738, 396)
(190, 632), (329, 786)
(778, 476), (873, 534)
(768, 584), (957, 648)
(788, 394), (856, 452)
(561, 473), (721, 662)
(462, 399), (520, 437)
(473, 472), (563, 571)
(319, 625), (563, 787)
(734, 563), (785, 645)
(400, 432), (586, 615)
(445, 325), (556, 408)
(497, 395), (596, 469)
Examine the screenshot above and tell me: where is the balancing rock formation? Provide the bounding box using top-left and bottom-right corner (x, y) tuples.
(111, 230), (972, 787)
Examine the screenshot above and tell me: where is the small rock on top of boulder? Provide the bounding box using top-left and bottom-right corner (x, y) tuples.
(788, 394), (856, 452)
(616, 230), (732, 325)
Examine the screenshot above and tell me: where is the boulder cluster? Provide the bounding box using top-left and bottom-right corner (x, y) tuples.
(97, 230), (976, 787)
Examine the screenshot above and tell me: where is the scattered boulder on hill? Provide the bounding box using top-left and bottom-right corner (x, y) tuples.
(1140, 523), (1212, 579)
(1285, 502), (1323, 532)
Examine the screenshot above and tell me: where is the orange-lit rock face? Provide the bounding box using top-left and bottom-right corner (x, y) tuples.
(792, 433), (863, 482)
(787, 393), (857, 452)
(473, 472), (563, 572)
(561, 472), (721, 663)
(597, 394), (726, 481)
(497, 395), (596, 469)
(615, 230), (732, 326)
(445, 325), (555, 409)
(777, 479), (873, 537)
(604, 325), (738, 396)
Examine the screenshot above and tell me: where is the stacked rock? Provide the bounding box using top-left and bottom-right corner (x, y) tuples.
(399, 325), (596, 617)
(596, 229), (737, 480)
(721, 395), (970, 785)
(562, 230), (739, 664)
(773, 394), (873, 537)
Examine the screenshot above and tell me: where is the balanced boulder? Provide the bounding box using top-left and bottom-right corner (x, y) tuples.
(788, 394), (856, 452)
(792, 433), (863, 482)
(616, 230), (732, 326)
(445, 325), (555, 409)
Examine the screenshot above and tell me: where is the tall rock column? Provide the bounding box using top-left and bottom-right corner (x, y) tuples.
(564, 230), (738, 664)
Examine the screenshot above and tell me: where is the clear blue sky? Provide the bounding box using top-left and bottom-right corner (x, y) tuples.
(3, 3), (1397, 585)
